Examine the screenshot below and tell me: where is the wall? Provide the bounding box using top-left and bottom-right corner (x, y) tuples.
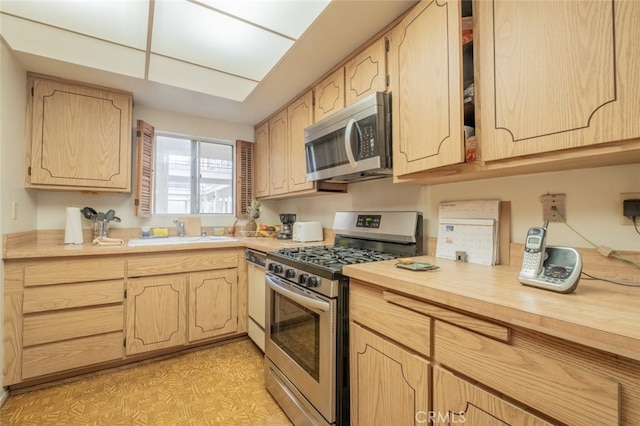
(272, 163), (640, 252)
(1, 40), (37, 396)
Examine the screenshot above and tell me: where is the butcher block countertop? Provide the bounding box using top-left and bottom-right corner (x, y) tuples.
(343, 253), (640, 362)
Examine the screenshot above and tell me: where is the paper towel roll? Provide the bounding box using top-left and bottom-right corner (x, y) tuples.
(64, 207), (84, 245)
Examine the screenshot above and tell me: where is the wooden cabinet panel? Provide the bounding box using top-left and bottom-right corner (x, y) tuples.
(23, 305), (123, 346)
(346, 36), (388, 105)
(268, 109), (288, 195)
(22, 332), (123, 379)
(433, 320), (619, 426)
(188, 270), (238, 342)
(27, 74), (132, 192)
(432, 366), (552, 426)
(478, 0), (640, 160)
(314, 68), (345, 122)
(126, 275), (187, 355)
(381, 289), (510, 342)
(350, 281), (431, 356)
(254, 121), (270, 198)
(350, 322), (430, 426)
(127, 250), (238, 277)
(389, 0), (465, 176)
(23, 280), (123, 313)
(24, 257), (125, 286)
(287, 91), (314, 193)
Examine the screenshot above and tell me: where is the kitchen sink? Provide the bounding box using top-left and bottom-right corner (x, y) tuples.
(127, 235), (237, 247)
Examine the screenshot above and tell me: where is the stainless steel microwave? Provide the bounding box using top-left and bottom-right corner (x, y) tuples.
(305, 92), (392, 183)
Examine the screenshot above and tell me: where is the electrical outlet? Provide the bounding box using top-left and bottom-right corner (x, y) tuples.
(11, 201), (17, 220)
(620, 192), (640, 225)
(540, 194), (566, 222)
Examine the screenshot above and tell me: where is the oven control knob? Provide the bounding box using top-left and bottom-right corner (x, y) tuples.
(273, 264), (284, 274)
(307, 276), (319, 288)
(298, 274), (309, 285)
(285, 269), (296, 279)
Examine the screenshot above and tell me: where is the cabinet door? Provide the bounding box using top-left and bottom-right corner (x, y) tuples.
(28, 76), (132, 191)
(125, 275), (187, 355)
(188, 270), (238, 342)
(314, 67), (345, 122)
(478, 0), (640, 161)
(350, 322), (430, 426)
(389, 0), (464, 177)
(346, 37), (388, 106)
(254, 122), (270, 198)
(268, 109), (288, 195)
(287, 91), (315, 193)
(433, 367), (552, 425)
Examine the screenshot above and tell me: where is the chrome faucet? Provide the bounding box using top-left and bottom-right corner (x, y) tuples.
(173, 219), (185, 237)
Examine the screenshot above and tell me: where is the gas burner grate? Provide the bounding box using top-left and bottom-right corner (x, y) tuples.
(273, 246), (399, 269)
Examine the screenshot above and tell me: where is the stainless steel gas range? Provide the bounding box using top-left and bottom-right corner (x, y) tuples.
(265, 211), (423, 426)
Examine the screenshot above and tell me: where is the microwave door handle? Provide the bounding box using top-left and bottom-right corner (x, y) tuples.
(266, 274), (329, 313)
(344, 118), (358, 168)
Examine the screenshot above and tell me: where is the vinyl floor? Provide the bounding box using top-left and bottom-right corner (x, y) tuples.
(0, 339), (293, 425)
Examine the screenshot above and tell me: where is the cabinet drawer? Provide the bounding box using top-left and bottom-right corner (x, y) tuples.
(350, 281), (430, 356)
(24, 258), (125, 286)
(22, 332), (123, 379)
(433, 366), (552, 425)
(23, 280), (124, 313)
(127, 250), (239, 277)
(434, 320), (619, 426)
(23, 305), (123, 346)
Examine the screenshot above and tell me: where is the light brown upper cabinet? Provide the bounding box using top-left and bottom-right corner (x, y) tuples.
(287, 91), (315, 193)
(254, 122), (270, 198)
(388, 0), (465, 178)
(345, 36), (389, 106)
(478, 0), (640, 161)
(26, 73), (133, 192)
(314, 68), (345, 122)
(268, 108), (288, 196)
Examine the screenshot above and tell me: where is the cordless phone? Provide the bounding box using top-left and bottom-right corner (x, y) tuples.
(518, 227), (582, 293)
(519, 227), (547, 279)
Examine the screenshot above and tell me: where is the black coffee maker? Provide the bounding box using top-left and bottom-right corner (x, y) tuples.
(278, 213), (296, 240)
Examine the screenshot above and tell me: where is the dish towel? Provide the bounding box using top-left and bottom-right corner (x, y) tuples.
(92, 236), (124, 246)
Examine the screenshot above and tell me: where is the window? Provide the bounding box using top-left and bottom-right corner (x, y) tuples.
(154, 134), (234, 215)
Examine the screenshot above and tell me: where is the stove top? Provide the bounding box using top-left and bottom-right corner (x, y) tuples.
(273, 246), (398, 273)
(265, 211), (423, 297)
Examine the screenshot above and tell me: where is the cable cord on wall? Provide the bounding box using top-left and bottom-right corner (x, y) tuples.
(547, 206), (640, 287)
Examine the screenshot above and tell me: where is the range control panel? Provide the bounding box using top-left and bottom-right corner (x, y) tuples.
(356, 214), (381, 228)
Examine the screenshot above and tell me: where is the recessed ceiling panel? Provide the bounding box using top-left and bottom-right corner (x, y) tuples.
(197, 0), (331, 39)
(1, 15), (146, 78)
(0, 0), (149, 49)
(148, 54), (258, 102)
(152, 0), (294, 81)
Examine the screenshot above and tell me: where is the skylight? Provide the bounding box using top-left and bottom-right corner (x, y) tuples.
(0, 0), (331, 102)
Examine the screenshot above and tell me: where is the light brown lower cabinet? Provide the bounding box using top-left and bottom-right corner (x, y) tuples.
(350, 322), (430, 426)
(3, 249), (247, 387)
(349, 280), (640, 425)
(432, 366), (551, 426)
(125, 275), (187, 356)
(188, 269), (238, 342)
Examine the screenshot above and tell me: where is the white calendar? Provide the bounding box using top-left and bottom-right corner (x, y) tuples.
(436, 200), (501, 265)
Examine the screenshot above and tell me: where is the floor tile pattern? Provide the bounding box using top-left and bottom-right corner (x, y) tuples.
(0, 339), (293, 425)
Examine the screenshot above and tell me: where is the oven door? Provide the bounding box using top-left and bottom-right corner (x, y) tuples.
(265, 272), (336, 423)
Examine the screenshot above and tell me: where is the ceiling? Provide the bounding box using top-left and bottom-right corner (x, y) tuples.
(1, 0), (417, 126)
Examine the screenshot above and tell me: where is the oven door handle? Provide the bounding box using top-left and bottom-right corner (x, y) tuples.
(266, 274), (330, 313)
